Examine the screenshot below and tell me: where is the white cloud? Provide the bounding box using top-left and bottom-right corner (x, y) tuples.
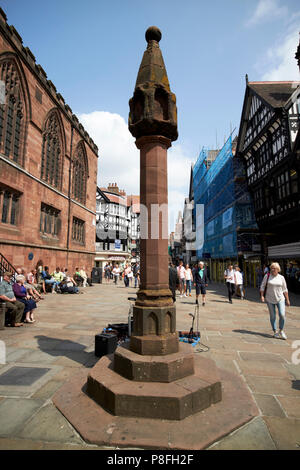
(246, 0), (288, 27)
(78, 111), (140, 195)
(77, 110), (193, 232)
(259, 24), (300, 80)
(168, 144), (193, 230)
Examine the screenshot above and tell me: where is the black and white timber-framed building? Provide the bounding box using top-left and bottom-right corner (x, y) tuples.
(95, 183), (140, 271)
(236, 76), (300, 286)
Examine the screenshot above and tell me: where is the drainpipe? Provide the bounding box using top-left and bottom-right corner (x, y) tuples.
(66, 124), (74, 267)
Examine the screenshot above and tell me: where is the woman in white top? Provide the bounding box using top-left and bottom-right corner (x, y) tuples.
(234, 266), (245, 300)
(113, 264), (120, 285)
(184, 264), (193, 297)
(260, 262), (290, 339)
(224, 264), (235, 303)
(177, 262), (186, 298)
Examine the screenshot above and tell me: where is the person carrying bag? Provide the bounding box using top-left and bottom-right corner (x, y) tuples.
(260, 262), (290, 340)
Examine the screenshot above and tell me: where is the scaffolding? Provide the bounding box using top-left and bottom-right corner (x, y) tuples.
(193, 136), (258, 260)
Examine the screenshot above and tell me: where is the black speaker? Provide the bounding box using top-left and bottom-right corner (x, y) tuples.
(92, 267), (102, 284)
(95, 333), (118, 357)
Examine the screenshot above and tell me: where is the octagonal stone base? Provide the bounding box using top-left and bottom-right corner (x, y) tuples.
(86, 348), (220, 420)
(52, 356), (259, 449)
(114, 342), (194, 382)
(130, 333), (179, 355)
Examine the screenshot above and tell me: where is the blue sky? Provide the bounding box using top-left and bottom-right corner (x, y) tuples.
(2, 0), (299, 230)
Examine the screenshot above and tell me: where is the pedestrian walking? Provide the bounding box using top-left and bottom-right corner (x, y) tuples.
(124, 263), (131, 288)
(177, 261), (186, 298)
(260, 262), (290, 340)
(224, 264), (235, 303)
(234, 265), (245, 299)
(104, 263), (111, 283)
(184, 264), (193, 297)
(128, 265), (134, 286)
(192, 261), (208, 306)
(112, 264), (120, 285)
(133, 263), (140, 288)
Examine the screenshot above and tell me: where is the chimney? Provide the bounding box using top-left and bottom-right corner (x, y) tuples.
(107, 182), (120, 194)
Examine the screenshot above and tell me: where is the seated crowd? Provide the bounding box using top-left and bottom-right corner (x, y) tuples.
(0, 265), (93, 327)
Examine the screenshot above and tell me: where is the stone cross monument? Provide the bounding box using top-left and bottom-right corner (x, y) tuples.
(54, 28), (258, 447)
(128, 26), (178, 356)
(85, 27), (221, 420)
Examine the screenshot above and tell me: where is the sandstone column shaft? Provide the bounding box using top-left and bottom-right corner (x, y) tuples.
(137, 135), (171, 293)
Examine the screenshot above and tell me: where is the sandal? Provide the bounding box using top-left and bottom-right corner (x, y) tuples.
(24, 319), (34, 323)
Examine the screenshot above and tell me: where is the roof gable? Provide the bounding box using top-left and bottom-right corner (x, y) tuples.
(249, 82), (299, 108)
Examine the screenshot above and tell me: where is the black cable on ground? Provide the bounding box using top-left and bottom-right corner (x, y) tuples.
(194, 341), (210, 353)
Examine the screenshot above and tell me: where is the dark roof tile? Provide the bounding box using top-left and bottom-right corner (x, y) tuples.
(248, 81), (300, 108)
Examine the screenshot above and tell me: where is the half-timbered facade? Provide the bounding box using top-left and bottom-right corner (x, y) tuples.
(236, 78), (300, 281)
(95, 184), (140, 270)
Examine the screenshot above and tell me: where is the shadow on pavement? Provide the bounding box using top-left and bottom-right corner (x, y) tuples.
(35, 335), (99, 368)
(207, 282), (300, 307)
(233, 329), (274, 339)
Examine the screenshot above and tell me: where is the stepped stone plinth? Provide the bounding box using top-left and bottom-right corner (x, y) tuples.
(87, 349), (221, 420)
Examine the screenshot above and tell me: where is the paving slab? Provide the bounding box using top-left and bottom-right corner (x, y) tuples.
(236, 360), (290, 378)
(19, 403), (84, 444)
(284, 364), (300, 380)
(0, 362), (63, 398)
(238, 352), (287, 363)
(0, 398), (43, 436)
(245, 375), (300, 396)
(31, 380), (64, 400)
(4, 347), (34, 363)
(276, 396), (300, 418)
(208, 417), (276, 450)
(253, 394), (286, 418)
(263, 416), (300, 450)
(17, 350), (59, 364)
(0, 366), (51, 386)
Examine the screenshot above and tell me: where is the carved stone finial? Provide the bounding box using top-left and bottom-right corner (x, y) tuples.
(128, 27), (178, 142)
(145, 26), (162, 43)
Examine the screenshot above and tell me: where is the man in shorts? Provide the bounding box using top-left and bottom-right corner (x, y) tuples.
(192, 261), (208, 306)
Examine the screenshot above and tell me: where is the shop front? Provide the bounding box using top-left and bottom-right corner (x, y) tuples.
(268, 242), (300, 293)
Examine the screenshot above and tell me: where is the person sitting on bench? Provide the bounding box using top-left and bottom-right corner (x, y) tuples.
(0, 271), (24, 327)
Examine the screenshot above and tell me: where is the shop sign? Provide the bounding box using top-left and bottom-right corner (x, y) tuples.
(108, 256), (125, 261)
(115, 239), (121, 250)
(252, 244), (261, 252)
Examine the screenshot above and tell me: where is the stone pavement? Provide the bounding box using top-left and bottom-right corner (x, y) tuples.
(0, 281), (299, 450)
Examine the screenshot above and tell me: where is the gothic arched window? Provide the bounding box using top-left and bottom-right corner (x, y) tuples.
(41, 110), (64, 189)
(0, 59), (26, 165)
(72, 141), (88, 205)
